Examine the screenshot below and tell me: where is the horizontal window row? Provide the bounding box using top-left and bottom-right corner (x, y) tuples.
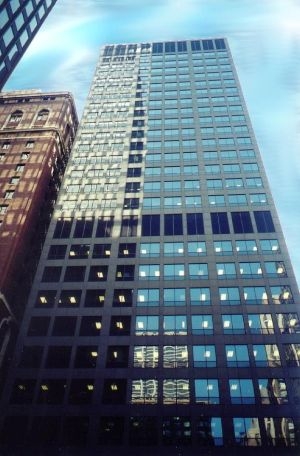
(145, 163), (258, 173)
(35, 285), (294, 308)
(41, 260), (287, 283)
(147, 97), (241, 117)
(9, 376), (292, 406)
(1, 414), (297, 448)
(26, 312), (300, 338)
(47, 239), (280, 260)
(17, 343), (300, 369)
(52, 211), (276, 239)
(124, 194), (268, 208)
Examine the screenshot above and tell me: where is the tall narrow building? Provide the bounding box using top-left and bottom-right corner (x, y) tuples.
(0, 0), (58, 89)
(1, 39), (299, 455)
(0, 90), (78, 391)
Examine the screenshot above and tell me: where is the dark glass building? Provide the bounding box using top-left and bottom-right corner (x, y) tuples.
(0, 39), (299, 455)
(0, 0), (58, 89)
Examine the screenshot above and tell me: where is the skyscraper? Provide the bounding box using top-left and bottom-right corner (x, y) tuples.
(0, 39), (299, 454)
(0, 89), (78, 392)
(0, 0), (58, 89)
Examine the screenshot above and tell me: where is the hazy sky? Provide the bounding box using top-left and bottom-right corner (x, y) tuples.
(4, 0), (300, 286)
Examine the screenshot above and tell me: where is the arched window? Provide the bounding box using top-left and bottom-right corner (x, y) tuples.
(36, 109), (49, 122)
(9, 110), (23, 124)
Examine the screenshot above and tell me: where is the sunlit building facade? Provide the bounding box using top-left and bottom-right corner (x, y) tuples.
(0, 0), (58, 89)
(0, 90), (77, 392)
(0, 39), (299, 454)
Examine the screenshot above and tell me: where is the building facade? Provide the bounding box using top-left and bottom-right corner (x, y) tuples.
(0, 90), (78, 391)
(0, 0), (58, 89)
(0, 39), (299, 454)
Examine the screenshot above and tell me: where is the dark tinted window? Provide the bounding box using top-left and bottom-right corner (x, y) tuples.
(64, 266), (85, 282)
(142, 214), (160, 236)
(164, 214), (183, 235)
(73, 218), (93, 237)
(211, 212), (230, 234)
(47, 245), (67, 259)
(53, 218), (72, 238)
(96, 216), (114, 237)
(254, 210), (275, 233)
(120, 216), (138, 237)
(231, 211), (253, 233)
(127, 167), (141, 177)
(41, 267), (61, 282)
(187, 213), (204, 235)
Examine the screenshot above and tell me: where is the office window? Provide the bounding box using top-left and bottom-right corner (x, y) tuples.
(163, 345), (188, 368)
(47, 245), (67, 260)
(109, 316), (130, 336)
(163, 242), (184, 256)
(124, 197), (140, 209)
(68, 244), (89, 259)
(116, 264), (135, 281)
(84, 289), (105, 307)
(113, 289), (133, 307)
(127, 167), (141, 177)
(138, 264), (160, 280)
(214, 240), (233, 255)
(41, 267), (62, 282)
(163, 379), (190, 404)
(246, 177), (263, 188)
(258, 378), (288, 404)
(265, 261), (286, 277)
(208, 195), (225, 206)
(164, 180), (181, 191)
(144, 181), (161, 192)
(52, 317), (76, 336)
(195, 417), (223, 446)
(276, 313), (299, 334)
(239, 262), (262, 278)
(53, 218), (72, 238)
(229, 379), (255, 404)
(231, 211), (253, 233)
(131, 379), (158, 404)
(187, 241), (206, 256)
(125, 182), (141, 192)
(93, 244), (111, 258)
(133, 345), (159, 368)
(80, 316), (102, 336)
(120, 216), (138, 236)
(191, 315), (213, 335)
(219, 287), (240, 305)
(260, 239), (280, 253)
(190, 287), (211, 305)
(225, 178), (243, 188)
(248, 313), (274, 334)
(222, 315), (245, 334)
(135, 316), (159, 336)
(264, 417), (296, 447)
(253, 344), (281, 367)
(137, 289), (159, 307)
(193, 345), (216, 367)
(88, 265), (108, 281)
(270, 286), (293, 304)
(243, 286), (268, 305)
(233, 418), (261, 446)
(106, 345), (129, 368)
(254, 210), (275, 232)
(225, 345), (249, 367)
(195, 380), (219, 406)
(102, 379), (127, 404)
(211, 212), (230, 234)
(163, 288), (186, 306)
(235, 240), (257, 254)
(228, 194), (247, 205)
(216, 262), (236, 279)
(37, 379), (66, 405)
(98, 416), (124, 445)
(207, 179), (222, 189)
(46, 346), (72, 369)
(164, 214), (183, 235)
(189, 263), (208, 279)
(129, 417), (158, 445)
(164, 196), (181, 207)
(142, 214), (160, 236)
(68, 379), (94, 405)
(186, 213), (204, 234)
(163, 315), (187, 335)
(73, 218), (93, 238)
(35, 290), (56, 308)
(284, 344), (300, 367)
(58, 290), (81, 307)
(27, 317), (50, 337)
(164, 264), (185, 280)
(96, 216), (114, 237)
(139, 243), (159, 257)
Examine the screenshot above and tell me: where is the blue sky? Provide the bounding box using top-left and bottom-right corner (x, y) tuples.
(4, 0), (300, 287)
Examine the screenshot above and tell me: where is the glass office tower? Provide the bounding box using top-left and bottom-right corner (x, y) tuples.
(1, 39), (299, 454)
(0, 0), (58, 89)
